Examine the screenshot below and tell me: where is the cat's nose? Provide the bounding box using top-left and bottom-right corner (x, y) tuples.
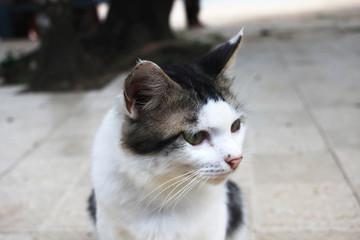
(225, 155), (243, 170)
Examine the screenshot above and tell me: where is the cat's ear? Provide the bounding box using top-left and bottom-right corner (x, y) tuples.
(196, 29), (243, 77)
(124, 61), (175, 119)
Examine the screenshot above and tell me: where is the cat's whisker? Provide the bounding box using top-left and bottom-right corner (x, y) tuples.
(155, 172), (200, 210)
(134, 170), (197, 208)
(151, 175), (198, 217)
(239, 161), (251, 168)
(167, 173), (204, 210)
(146, 171), (198, 212)
(240, 155), (252, 165)
(145, 157), (154, 180)
(170, 181), (202, 210)
(146, 177), (196, 211)
(155, 170), (202, 211)
(241, 66), (263, 93)
(242, 150), (257, 158)
(170, 174), (208, 210)
(172, 173), (210, 208)
(243, 147), (257, 153)
(236, 61), (265, 95)
(194, 172), (207, 192)
(243, 151), (256, 157)
(196, 175), (209, 192)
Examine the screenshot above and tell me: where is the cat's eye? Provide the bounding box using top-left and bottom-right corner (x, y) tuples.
(183, 131), (207, 146)
(231, 119), (241, 133)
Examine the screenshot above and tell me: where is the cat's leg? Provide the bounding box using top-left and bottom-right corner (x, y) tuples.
(88, 190), (97, 224)
(227, 224), (248, 240)
(95, 206), (136, 240)
(88, 191), (125, 240)
(95, 208), (116, 240)
(225, 180), (247, 240)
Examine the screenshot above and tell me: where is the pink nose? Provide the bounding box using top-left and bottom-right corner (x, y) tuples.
(225, 155), (243, 170)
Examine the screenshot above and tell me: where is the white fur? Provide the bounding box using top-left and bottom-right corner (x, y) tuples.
(229, 28), (244, 45)
(91, 98), (247, 240)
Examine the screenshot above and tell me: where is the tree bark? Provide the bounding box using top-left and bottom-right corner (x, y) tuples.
(30, 0), (98, 91)
(8, 0), (206, 91)
(89, 0), (174, 56)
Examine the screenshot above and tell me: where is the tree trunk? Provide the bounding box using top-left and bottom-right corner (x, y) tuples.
(89, 0), (174, 56)
(9, 0), (203, 91)
(28, 0), (175, 91)
(30, 0), (98, 91)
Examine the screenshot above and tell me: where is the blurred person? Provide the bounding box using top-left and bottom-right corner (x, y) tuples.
(185, 0), (203, 29)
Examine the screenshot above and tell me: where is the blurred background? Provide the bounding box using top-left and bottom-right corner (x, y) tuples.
(0, 0), (360, 239)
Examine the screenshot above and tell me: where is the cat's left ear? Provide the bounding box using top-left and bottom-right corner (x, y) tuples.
(196, 29), (243, 77)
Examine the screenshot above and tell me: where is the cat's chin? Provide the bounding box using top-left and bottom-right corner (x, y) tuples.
(205, 175), (230, 185)
(198, 166), (233, 185)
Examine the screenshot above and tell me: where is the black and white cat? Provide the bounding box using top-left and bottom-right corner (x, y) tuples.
(89, 30), (247, 240)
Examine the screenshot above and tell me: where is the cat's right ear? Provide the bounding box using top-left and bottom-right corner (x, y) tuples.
(124, 61), (174, 119)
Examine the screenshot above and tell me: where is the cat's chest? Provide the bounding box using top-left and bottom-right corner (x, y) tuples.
(118, 202), (227, 240)
(104, 187), (228, 240)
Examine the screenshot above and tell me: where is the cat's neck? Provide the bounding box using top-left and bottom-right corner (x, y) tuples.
(128, 176), (226, 217)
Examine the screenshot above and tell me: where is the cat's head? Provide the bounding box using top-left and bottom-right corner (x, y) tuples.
(121, 30), (246, 185)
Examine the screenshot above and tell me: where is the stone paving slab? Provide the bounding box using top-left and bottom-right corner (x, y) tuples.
(239, 24), (360, 237)
(254, 231), (360, 240)
(0, 90), (90, 176)
(270, 26), (360, 201)
(0, 76), (124, 238)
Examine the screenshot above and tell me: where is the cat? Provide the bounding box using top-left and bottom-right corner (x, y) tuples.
(89, 29), (247, 240)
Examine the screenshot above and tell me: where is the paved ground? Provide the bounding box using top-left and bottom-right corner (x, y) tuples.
(1, 1), (360, 240)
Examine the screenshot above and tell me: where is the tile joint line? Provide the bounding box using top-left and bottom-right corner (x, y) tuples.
(273, 41), (360, 207)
